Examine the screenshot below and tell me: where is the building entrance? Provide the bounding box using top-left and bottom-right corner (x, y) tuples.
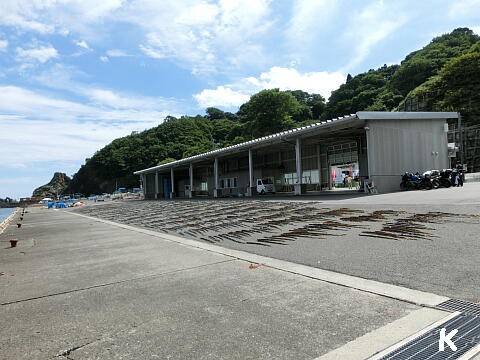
(327, 141), (360, 190)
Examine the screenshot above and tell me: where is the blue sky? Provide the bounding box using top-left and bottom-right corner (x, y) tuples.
(0, 0), (479, 199)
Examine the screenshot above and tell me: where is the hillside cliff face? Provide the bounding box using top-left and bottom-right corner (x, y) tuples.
(66, 28), (480, 195)
(33, 172), (71, 198)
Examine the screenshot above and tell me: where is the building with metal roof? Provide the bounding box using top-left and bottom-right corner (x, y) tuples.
(134, 111), (458, 198)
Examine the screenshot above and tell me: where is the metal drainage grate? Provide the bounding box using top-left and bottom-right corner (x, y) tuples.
(378, 313), (480, 359)
(437, 299), (480, 317)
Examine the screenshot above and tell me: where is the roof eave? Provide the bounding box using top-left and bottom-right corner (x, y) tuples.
(134, 114), (358, 175)
(356, 111), (459, 120)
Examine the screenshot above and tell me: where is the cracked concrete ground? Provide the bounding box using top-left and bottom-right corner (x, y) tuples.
(0, 208), (421, 359)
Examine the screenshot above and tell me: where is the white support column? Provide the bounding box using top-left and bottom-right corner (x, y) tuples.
(189, 163), (193, 199)
(316, 144), (321, 191)
(248, 149), (254, 197)
(213, 157), (219, 198)
(141, 175), (146, 197)
(170, 168), (175, 198)
(154, 172), (159, 199)
(295, 138), (302, 195)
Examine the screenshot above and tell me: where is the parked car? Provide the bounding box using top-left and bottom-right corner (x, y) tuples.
(256, 177), (275, 194)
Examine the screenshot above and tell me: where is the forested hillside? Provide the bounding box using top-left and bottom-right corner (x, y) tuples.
(66, 28), (480, 195)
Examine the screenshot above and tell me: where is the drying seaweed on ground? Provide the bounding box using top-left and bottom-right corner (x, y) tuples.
(372, 210), (401, 215)
(321, 208), (364, 217)
(340, 211), (389, 222)
(360, 217), (434, 241)
(253, 220), (363, 245)
(407, 212), (456, 224)
(77, 201), (479, 248)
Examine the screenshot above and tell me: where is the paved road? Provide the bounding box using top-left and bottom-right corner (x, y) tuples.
(77, 183), (480, 302)
(1, 209), (423, 359)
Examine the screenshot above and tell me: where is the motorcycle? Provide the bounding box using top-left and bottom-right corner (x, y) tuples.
(438, 169), (453, 188)
(400, 172), (433, 190)
(400, 173), (416, 190)
(420, 172), (434, 190)
(425, 170), (441, 189)
(427, 169), (452, 189)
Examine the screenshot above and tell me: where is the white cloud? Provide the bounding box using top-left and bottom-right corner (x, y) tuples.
(0, 85), (178, 166)
(75, 40), (90, 50)
(100, 55), (109, 62)
(343, 1), (408, 70)
(448, 0), (480, 19)
(71, 0), (125, 21)
(32, 64), (179, 112)
(16, 45), (58, 63)
(106, 49), (129, 57)
(129, 0), (273, 74)
(139, 45), (165, 59)
(471, 26), (480, 35)
(0, 39), (8, 51)
(0, 86), (98, 121)
(286, 0), (339, 49)
(0, 0), (123, 38)
(194, 66), (345, 109)
(2, 63), (182, 119)
(175, 3), (219, 25)
(194, 86), (250, 109)
(0, 117), (120, 164)
(248, 67), (345, 97)
(0, 2), (55, 34)
(0, 1), (274, 75)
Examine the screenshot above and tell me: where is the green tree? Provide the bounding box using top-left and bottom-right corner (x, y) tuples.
(325, 65), (399, 118)
(205, 107), (226, 120)
(399, 50), (480, 124)
(158, 157), (176, 165)
(238, 89), (301, 137)
(286, 90), (326, 120)
(390, 28), (479, 96)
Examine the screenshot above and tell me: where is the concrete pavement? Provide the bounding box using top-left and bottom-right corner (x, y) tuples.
(0, 207), (448, 360)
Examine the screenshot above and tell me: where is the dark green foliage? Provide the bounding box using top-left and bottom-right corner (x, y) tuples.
(441, 52), (480, 121)
(325, 65), (399, 118)
(67, 116), (216, 194)
(286, 90), (326, 120)
(158, 157), (176, 165)
(206, 107), (238, 121)
(238, 89), (300, 137)
(390, 28), (479, 96)
(400, 50), (480, 123)
(325, 28), (479, 119)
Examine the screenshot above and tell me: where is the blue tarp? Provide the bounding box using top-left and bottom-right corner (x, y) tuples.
(55, 202), (68, 208)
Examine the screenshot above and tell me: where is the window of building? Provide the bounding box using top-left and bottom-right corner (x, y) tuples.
(220, 177), (238, 188)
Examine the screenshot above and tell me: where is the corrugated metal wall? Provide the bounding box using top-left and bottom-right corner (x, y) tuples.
(366, 118), (449, 193)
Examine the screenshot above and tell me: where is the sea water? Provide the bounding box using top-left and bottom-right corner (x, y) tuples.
(0, 208), (15, 223)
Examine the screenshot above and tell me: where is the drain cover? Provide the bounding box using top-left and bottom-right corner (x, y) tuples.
(437, 299), (480, 317)
(378, 313), (480, 359)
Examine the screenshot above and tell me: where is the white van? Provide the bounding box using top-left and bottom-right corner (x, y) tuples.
(256, 177), (275, 194)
